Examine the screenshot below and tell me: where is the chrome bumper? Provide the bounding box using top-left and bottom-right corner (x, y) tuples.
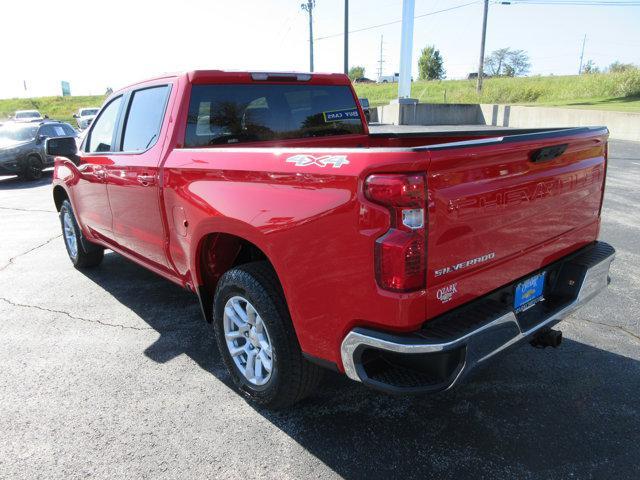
(341, 241), (615, 394)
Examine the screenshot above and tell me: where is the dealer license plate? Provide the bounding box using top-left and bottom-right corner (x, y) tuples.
(514, 272), (546, 312)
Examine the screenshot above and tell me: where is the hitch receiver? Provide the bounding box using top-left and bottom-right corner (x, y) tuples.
(530, 329), (563, 349)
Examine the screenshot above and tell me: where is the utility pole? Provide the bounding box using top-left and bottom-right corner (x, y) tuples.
(344, 0), (349, 74)
(578, 34), (587, 74)
(476, 0), (489, 93)
(377, 35), (384, 81)
(301, 0), (315, 72)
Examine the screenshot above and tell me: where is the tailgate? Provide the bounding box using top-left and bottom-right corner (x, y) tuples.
(424, 127), (608, 318)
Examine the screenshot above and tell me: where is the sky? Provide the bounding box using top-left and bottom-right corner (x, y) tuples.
(1, 0), (639, 98)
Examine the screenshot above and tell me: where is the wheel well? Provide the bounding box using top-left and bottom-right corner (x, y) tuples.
(197, 233), (274, 322)
(53, 185), (69, 211)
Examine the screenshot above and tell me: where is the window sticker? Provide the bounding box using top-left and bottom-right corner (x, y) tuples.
(322, 108), (360, 122)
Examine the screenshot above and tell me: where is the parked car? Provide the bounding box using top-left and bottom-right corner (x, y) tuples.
(0, 121), (76, 179)
(12, 110), (44, 122)
(354, 77), (374, 84)
(49, 70), (615, 408)
(73, 107), (100, 129)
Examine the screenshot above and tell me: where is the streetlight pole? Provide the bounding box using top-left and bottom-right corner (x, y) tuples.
(477, 0), (489, 93)
(398, 0), (415, 99)
(344, 0), (349, 74)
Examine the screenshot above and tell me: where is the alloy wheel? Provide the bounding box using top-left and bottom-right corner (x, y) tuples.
(223, 295), (274, 386)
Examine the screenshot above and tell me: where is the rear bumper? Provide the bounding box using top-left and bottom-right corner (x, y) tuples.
(340, 241), (615, 394)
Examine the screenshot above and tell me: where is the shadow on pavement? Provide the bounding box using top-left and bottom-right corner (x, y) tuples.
(80, 251), (640, 479)
(0, 170), (53, 190)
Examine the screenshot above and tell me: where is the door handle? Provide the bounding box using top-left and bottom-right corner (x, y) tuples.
(137, 174), (156, 186)
(93, 168), (107, 179)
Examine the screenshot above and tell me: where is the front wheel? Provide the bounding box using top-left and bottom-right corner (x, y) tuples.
(59, 200), (104, 268)
(213, 262), (323, 408)
(20, 155), (43, 181)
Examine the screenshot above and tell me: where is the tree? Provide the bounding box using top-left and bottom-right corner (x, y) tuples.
(417, 45), (445, 80)
(348, 66), (365, 81)
(505, 49), (530, 77)
(484, 48), (510, 76)
(582, 60), (599, 74)
(609, 61), (636, 73)
(485, 48), (530, 77)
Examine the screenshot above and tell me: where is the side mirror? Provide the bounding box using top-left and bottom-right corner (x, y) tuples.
(44, 115), (49, 119)
(46, 136), (78, 163)
(73, 114), (79, 118)
(36, 135), (47, 144)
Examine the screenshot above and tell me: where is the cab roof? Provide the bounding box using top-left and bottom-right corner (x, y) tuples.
(117, 70), (351, 92)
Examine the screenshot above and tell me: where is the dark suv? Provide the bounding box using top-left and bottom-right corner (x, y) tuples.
(0, 121), (77, 180)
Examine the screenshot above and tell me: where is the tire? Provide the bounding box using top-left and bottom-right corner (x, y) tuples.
(213, 261), (323, 408)
(59, 199), (104, 268)
(20, 155), (43, 181)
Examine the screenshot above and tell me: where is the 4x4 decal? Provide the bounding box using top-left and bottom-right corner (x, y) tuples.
(286, 154), (349, 168)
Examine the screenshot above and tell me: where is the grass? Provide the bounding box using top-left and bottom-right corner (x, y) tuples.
(535, 96), (640, 112)
(354, 70), (640, 112)
(0, 95), (106, 125)
(1, 70), (639, 124)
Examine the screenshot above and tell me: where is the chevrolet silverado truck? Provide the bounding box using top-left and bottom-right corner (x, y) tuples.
(47, 70), (615, 408)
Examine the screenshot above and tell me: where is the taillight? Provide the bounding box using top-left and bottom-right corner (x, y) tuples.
(365, 173), (427, 292)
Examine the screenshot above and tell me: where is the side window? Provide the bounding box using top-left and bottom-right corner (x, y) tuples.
(61, 124), (76, 136)
(38, 125), (56, 137)
(88, 97), (122, 153)
(121, 85), (170, 152)
(49, 125), (68, 137)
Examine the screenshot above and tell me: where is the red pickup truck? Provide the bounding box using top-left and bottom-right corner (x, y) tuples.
(48, 70), (615, 408)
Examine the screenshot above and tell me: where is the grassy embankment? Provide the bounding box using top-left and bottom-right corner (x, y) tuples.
(354, 70), (640, 112)
(1, 70), (639, 124)
(0, 96), (105, 125)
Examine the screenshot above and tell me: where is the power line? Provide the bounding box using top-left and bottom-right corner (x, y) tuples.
(314, 1), (479, 41)
(497, 1), (640, 5)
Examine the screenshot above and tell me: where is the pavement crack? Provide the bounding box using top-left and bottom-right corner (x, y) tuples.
(571, 317), (640, 344)
(0, 206), (56, 213)
(0, 235), (62, 272)
(0, 297), (153, 331)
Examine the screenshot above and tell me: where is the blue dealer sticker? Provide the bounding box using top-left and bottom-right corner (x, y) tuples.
(322, 108), (360, 122)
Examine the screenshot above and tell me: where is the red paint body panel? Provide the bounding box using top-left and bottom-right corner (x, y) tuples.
(53, 70), (609, 370)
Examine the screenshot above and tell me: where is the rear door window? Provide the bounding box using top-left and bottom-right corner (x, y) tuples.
(185, 84), (363, 147)
(121, 85), (170, 152)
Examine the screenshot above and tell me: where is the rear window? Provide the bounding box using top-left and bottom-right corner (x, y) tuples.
(185, 84), (363, 147)
(15, 111), (40, 119)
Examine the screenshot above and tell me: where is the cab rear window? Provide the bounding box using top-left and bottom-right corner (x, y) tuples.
(185, 84), (363, 147)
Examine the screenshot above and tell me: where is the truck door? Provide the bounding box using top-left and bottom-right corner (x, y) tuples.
(73, 96), (124, 240)
(104, 84), (173, 272)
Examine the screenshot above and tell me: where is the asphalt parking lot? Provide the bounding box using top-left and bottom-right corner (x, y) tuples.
(0, 138), (638, 479)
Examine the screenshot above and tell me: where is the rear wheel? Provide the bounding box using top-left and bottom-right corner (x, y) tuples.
(59, 200), (104, 268)
(20, 155), (43, 181)
(213, 261), (323, 408)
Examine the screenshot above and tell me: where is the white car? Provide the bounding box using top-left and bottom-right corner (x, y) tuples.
(12, 110), (44, 122)
(73, 107), (100, 130)
(377, 73), (399, 83)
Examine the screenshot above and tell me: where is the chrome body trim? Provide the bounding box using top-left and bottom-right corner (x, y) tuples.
(340, 247), (615, 388)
